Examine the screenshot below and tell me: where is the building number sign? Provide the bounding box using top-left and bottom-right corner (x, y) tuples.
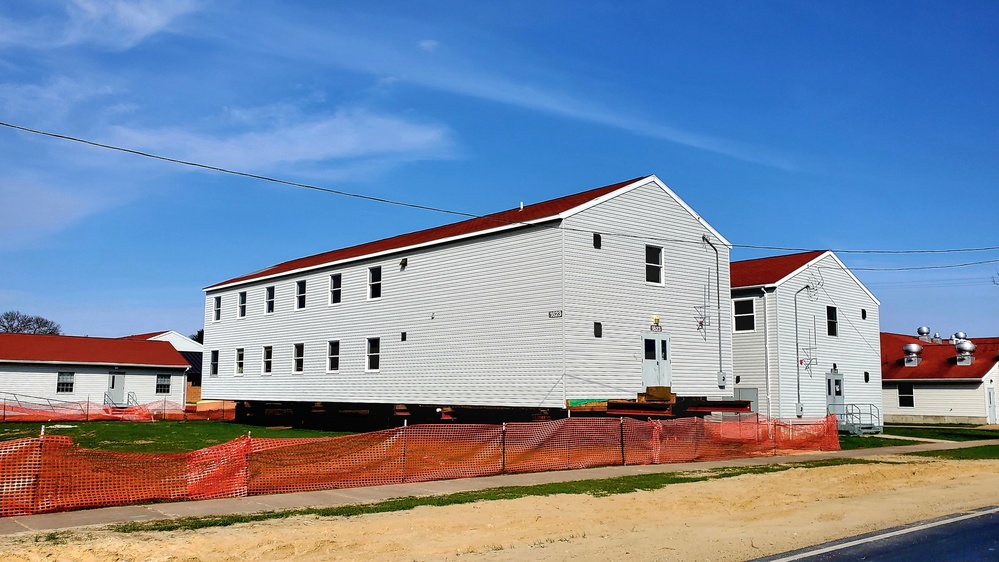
(548, 310), (563, 319)
(649, 324), (663, 332)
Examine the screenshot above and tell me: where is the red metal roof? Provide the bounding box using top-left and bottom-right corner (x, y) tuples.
(206, 176), (649, 290)
(881, 332), (999, 381)
(0, 333), (190, 368)
(730, 250), (826, 288)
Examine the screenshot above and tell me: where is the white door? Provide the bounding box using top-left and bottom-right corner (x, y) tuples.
(641, 333), (671, 388)
(988, 387), (997, 424)
(107, 373), (125, 405)
(826, 369), (844, 414)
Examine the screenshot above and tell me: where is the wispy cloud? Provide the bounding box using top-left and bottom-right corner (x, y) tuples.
(0, 0), (198, 50)
(0, 75), (117, 124)
(252, 16), (798, 170)
(107, 107), (454, 172)
(0, 178), (118, 251)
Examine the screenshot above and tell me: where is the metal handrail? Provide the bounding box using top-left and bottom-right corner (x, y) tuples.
(127, 392), (138, 407)
(0, 391), (86, 414)
(829, 402), (881, 428)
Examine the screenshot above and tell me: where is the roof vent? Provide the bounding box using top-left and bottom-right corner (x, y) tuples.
(917, 326), (931, 342)
(932, 332), (943, 344)
(956, 340), (976, 366)
(903, 343), (923, 367)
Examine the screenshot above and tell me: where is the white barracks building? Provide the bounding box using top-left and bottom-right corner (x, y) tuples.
(201, 175), (735, 418)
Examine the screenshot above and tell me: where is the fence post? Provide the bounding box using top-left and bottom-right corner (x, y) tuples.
(619, 417), (626, 466)
(244, 431), (252, 497)
(401, 419), (408, 484)
(2, 396), (5, 422)
(501, 422), (506, 475)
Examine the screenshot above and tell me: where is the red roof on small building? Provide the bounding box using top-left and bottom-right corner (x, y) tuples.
(206, 176), (649, 290)
(0, 333), (190, 369)
(119, 331), (168, 341)
(730, 250), (826, 288)
(881, 332), (999, 381)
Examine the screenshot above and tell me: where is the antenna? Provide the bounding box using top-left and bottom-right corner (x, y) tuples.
(694, 268), (711, 340)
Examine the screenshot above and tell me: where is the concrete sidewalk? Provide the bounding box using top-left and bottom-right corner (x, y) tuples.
(3, 439), (997, 537)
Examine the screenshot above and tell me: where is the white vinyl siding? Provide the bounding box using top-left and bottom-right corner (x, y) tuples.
(883, 379), (992, 423)
(0, 364), (186, 406)
(561, 180), (734, 400)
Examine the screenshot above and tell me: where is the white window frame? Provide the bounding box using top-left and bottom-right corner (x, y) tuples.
(366, 337), (380, 372)
(155, 374), (171, 395)
(262, 345), (273, 375)
(212, 296), (222, 322)
(827, 306), (838, 337)
(265, 286), (275, 314)
(209, 350), (219, 376)
(237, 291), (247, 318)
(645, 245), (664, 285)
(234, 348), (245, 376)
(368, 266), (382, 300)
(56, 371), (75, 394)
(327, 340), (340, 372)
(329, 273), (342, 305)
(733, 299), (756, 332)
(293, 343), (305, 373)
(295, 280), (307, 310)
(898, 382), (914, 408)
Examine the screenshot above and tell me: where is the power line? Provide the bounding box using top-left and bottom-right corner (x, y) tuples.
(2, 119), (998, 262)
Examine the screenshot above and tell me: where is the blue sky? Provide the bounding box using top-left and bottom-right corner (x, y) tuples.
(1, 0), (996, 340)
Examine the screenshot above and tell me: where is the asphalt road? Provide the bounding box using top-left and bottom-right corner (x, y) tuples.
(754, 506), (999, 561)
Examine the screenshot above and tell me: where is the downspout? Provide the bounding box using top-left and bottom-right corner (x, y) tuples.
(793, 284), (811, 418)
(560, 225), (567, 408)
(701, 235), (725, 387)
(761, 288), (772, 421)
(775, 286), (782, 418)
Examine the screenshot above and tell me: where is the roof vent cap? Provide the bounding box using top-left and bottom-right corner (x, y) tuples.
(954, 331), (968, 341)
(932, 332), (942, 344)
(903, 343), (923, 367)
(917, 326), (931, 342)
(956, 340), (976, 366)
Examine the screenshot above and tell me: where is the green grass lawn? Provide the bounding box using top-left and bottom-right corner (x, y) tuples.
(0, 421), (350, 453)
(838, 434), (920, 450)
(881, 425), (999, 442)
(909, 445), (999, 460)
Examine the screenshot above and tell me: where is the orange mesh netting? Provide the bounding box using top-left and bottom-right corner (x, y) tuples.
(0, 415), (839, 517)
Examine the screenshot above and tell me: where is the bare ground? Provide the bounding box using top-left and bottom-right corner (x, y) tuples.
(3, 455), (999, 562)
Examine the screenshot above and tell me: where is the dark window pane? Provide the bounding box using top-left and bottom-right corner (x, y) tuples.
(734, 300), (754, 315)
(644, 339), (656, 360)
(593, 322), (602, 338)
(861, 309), (867, 320)
(646, 264), (661, 284)
(370, 284), (381, 299)
(735, 315), (755, 331)
(661, 343), (668, 361)
(645, 245), (661, 264)
(593, 233), (601, 249)
(369, 355), (380, 370)
(899, 395), (914, 408)
(368, 338), (380, 354)
(370, 267), (381, 283)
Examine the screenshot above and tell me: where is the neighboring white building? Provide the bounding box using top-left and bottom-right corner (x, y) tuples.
(201, 175), (735, 417)
(120, 330), (204, 403)
(882, 331), (998, 424)
(730, 250), (883, 431)
(0, 333), (189, 408)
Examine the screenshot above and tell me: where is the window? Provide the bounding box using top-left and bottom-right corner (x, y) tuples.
(593, 233), (602, 249)
(237, 291), (247, 318)
(155, 374), (171, 394)
(327, 340), (340, 372)
(734, 299), (755, 332)
(826, 306), (838, 337)
(293, 343), (304, 373)
(296, 280), (307, 309)
(210, 350), (219, 376)
(864, 371), (870, 383)
(235, 348), (244, 375)
(400, 332), (407, 342)
(213, 296), (221, 321)
(645, 245), (663, 284)
(369, 266), (382, 299)
(367, 337), (380, 371)
(265, 286), (275, 314)
(898, 382), (914, 408)
(56, 372), (74, 393)
(861, 308), (867, 320)
(262, 346), (272, 374)
(594, 322), (602, 338)
(329, 274), (342, 304)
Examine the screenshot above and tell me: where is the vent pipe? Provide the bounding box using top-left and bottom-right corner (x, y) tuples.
(917, 326), (931, 342)
(932, 332), (943, 344)
(903, 343), (923, 367)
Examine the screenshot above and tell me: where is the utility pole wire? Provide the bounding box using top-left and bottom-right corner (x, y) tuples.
(3, 119), (999, 259)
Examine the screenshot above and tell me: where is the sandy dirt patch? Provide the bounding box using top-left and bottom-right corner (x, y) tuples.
(3, 455), (999, 562)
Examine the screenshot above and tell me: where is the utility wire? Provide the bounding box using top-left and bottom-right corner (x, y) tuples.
(3, 119), (998, 261)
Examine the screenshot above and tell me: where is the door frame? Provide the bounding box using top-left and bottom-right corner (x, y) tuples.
(641, 331), (671, 388)
(107, 372), (125, 405)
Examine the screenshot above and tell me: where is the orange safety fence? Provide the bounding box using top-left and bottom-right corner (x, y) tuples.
(0, 415), (839, 517)
(0, 398), (235, 422)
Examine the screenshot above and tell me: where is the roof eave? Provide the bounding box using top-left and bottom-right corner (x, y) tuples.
(0, 359), (189, 369)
